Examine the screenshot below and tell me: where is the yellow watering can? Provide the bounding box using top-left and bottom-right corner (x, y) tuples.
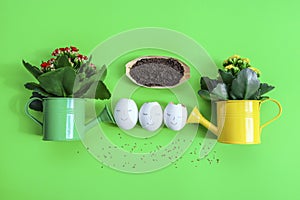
(187, 99), (282, 144)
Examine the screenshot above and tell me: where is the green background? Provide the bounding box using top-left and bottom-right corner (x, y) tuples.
(1, 0), (299, 199)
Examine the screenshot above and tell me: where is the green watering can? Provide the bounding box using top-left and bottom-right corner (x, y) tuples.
(25, 97), (115, 141)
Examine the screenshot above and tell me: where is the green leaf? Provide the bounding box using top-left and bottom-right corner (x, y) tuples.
(249, 83), (275, 100)
(98, 65), (107, 81)
(200, 77), (219, 92)
(29, 92), (45, 112)
(84, 66), (96, 79)
(38, 68), (66, 96)
(259, 83), (275, 96)
(22, 60), (42, 79)
(62, 67), (76, 96)
(73, 82), (94, 98)
(73, 63), (109, 98)
(198, 84), (228, 101)
(260, 96), (270, 100)
(249, 90), (260, 100)
(198, 90), (213, 101)
(74, 80), (111, 100)
(95, 81), (111, 99)
(211, 83), (228, 100)
(230, 68), (260, 100)
(38, 67), (76, 97)
(24, 82), (51, 97)
(218, 69), (234, 85)
(73, 71), (98, 96)
(55, 55), (72, 68)
(24, 82), (41, 90)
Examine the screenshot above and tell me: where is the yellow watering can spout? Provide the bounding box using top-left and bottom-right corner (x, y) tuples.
(187, 107), (218, 136)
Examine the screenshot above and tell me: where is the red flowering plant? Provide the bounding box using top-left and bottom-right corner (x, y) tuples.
(23, 46), (111, 111)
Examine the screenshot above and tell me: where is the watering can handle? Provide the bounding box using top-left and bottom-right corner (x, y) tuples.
(25, 97), (43, 126)
(260, 98), (282, 130)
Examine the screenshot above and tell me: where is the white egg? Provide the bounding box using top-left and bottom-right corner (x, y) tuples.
(114, 98), (138, 130)
(164, 103), (187, 131)
(139, 102), (163, 131)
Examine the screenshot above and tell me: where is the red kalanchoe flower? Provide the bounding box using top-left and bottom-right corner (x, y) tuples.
(64, 47), (70, 52)
(48, 58), (55, 64)
(77, 54), (88, 61)
(52, 48), (60, 56)
(40, 62), (50, 68)
(70, 46), (79, 52)
(59, 47), (65, 51)
(77, 54), (83, 59)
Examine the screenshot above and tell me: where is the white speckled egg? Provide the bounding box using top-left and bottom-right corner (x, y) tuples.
(139, 102), (163, 131)
(164, 103), (187, 131)
(114, 98), (138, 130)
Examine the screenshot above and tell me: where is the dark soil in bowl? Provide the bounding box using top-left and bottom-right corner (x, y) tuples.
(129, 58), (184, 87)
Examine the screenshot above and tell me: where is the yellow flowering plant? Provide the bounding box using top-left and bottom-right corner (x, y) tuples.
(223, 54), (261, 77)
(198, 55), (274, 101)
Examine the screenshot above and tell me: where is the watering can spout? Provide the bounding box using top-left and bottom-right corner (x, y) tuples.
(187, 107), (218, 136)
(85, 104), (116, 132)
